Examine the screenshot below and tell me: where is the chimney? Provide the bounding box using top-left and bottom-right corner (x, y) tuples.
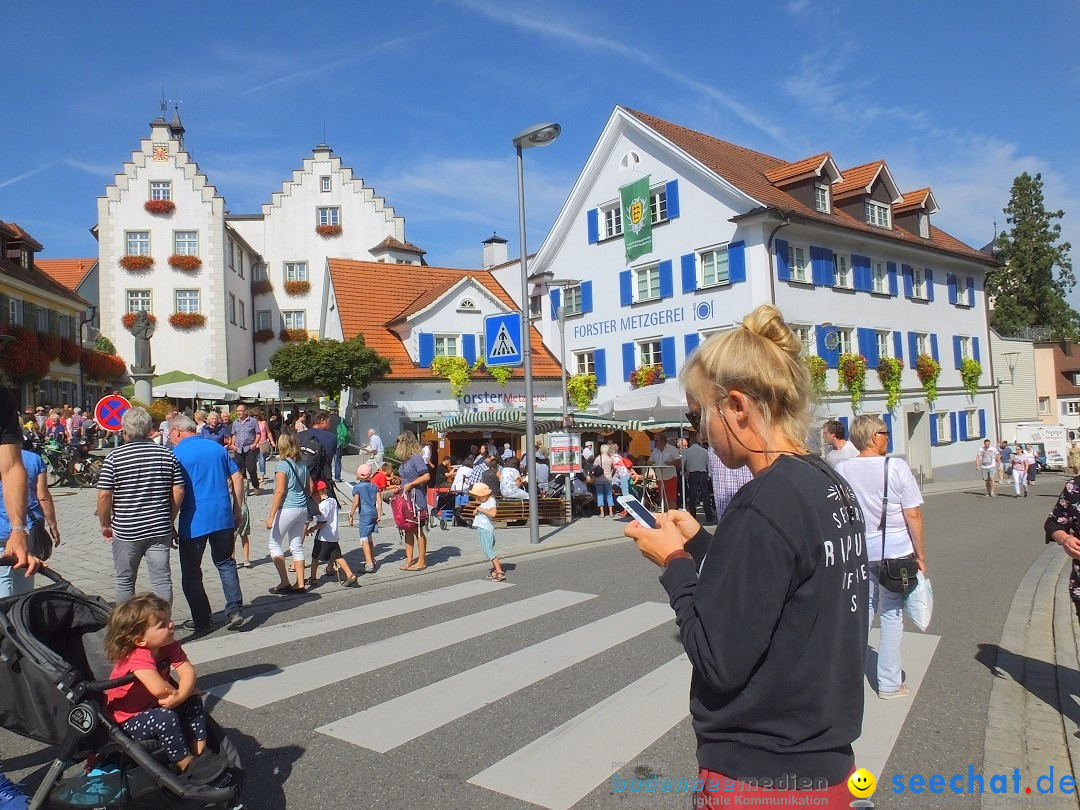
(482, 233), (509, 269)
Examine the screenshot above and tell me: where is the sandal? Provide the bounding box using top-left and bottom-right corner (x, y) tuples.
(489, 572), (506, 582)
(405, 564), (428, 571)
(399, 562), (415, 571)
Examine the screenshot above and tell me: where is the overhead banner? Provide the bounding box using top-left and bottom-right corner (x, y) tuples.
(621, 174), (652, 261)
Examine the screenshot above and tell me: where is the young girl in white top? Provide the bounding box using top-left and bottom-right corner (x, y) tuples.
(469, 482), (504, 581)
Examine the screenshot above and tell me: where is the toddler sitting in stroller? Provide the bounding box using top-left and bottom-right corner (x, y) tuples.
(103, 595), (226, 785)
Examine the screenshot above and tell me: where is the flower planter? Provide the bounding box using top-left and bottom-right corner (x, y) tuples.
(121, 312), (157, 330)
(144, 200), (175, 215)
(0, 327), (50, 381)
(168, 312), (207, 330)
(283, 280), (311, 297)
(168, 254), (202, 271)
(58, 338), (82, 366)
(279, 328), (309, 343)
(119, 255), (154, 271)
(629, 364), (666, 389)
(37, 333), (61, 361)
(315, 224), (342, 237)
(252, 279), (273, 296)
(254, 328), (276, 343)
(81, 349), (127, 382)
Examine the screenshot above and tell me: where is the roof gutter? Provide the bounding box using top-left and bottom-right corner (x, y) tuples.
(764, 210), (792, 307)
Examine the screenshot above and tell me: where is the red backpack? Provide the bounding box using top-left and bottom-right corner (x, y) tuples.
(390, 492), (418, 530)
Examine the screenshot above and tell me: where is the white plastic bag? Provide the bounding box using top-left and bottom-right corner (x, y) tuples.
(905, 574), (934, 631)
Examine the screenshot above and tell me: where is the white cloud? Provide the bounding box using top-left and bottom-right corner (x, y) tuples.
(0, 161), (58, 190)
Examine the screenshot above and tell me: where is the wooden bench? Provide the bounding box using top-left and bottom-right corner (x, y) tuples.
(459, 497), (568, 528)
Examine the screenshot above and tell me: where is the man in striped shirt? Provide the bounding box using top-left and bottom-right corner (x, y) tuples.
(96, 407), (184, 604)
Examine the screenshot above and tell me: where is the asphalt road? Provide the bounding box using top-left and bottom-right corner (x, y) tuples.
(0, 473), (1063, 809)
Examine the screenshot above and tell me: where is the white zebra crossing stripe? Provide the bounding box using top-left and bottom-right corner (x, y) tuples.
(206, 590), (595, 708)
(468, 654), (692, 810)
(185, 580), (508, 664)
(317, 601), (674, 752)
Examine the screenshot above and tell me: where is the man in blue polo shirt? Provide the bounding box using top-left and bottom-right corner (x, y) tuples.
(169, 413), (245, 632)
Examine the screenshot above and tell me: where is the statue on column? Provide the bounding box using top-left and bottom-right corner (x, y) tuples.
(130, 310), (156, 375)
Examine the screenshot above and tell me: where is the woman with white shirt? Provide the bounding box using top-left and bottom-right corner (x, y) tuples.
(835, 414), (927, 700)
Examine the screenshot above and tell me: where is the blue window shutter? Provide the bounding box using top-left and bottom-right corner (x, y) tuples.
(925, 269), (935, 302)
(775, 239), (790, 282)
(661, 336), (677, 378)
(852, 255), (871, 292)
(947, 273), (958, 305)
(463, 333), (477, 367)
(580, 281), (593, 314)
(665, 180), (680, 220)
(950, 411), (958, 442)
(893, 331), (904, 363)
(418, 332), (434, 368)
(681, 253), (697, 293)
(593, 348), (607, 387)
(658, 260), (674, 300)
(953, 335), (963, 369)
(930, 415), (938, 446)
(972, 336), (981, 364)
(587, 209), (599, 244)
(930, 334), (940, 363)
(619, 270), (633, 307)
(887, 261), (899, 297)
(959, 411), (968, 441)
(839, 416), (849, 434)
(966, 276), (975, 307)
(729, 241), (747, 284)
(857, 327), (877, 369)
(817, 325), (839, 369)
(883, 413), (894, 453)
(978, 408), (986, 438)
(622, 342), (635, 382)
(685, 333), (700, 357)
(810, 246), (824, 286)
(902, 264), (914, 299)
(908, 332), (918, 362)
(550, 287), (561, 320)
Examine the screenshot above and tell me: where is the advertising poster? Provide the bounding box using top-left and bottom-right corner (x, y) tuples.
(549, 432), (582, 474)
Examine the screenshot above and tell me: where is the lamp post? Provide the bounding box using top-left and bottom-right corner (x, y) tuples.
(514, 122), (561, 545)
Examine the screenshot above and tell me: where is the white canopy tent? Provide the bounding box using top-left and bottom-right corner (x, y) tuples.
(595, 378), (688, 423)
(152, 380), (239, 401)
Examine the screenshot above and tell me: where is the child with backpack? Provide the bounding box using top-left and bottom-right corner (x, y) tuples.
(469, 482), (504, 581)
(348, 464), (381, 574)
(307, 480), (358, 588)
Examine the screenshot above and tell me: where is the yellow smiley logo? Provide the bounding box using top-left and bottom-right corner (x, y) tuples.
(848, 768), (877, 798)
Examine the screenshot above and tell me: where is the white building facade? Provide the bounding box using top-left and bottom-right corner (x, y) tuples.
(515, 107), (999, 482)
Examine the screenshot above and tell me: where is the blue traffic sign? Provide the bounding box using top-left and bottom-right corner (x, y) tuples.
(484, 313), (523, 367)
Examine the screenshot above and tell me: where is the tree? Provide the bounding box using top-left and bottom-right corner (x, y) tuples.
(987, 172), (1078, 339)
(268, 336), (391, 400)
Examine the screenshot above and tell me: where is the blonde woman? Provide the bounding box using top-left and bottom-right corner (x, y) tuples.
(395, 431), (430, 571)
(624, 305), (868, 806)
(265, 433), (311, 592)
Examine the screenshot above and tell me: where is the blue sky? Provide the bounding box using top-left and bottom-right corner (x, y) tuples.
(2, 1), (1078, 300)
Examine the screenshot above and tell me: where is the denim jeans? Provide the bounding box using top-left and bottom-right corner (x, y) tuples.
(258, 450), (268, 477)
(594, 482), (614, 508)
(113, 535), (173, 604)
(333, 447), (343, 480)
(179, 529), (243, 625)
(868, 563), (907, 693)
(0, 541), (34, 598)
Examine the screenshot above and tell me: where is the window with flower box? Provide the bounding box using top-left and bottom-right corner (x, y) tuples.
(127, 290), (152, 313)
(175, 290), (200, 314)
(253, 263), (268, 283)
(317, 207), (340, 227)
(282, 311), (305, 330)
(150, 181), (172, 201)
(434, 335), (459, 357)
(285, 262), (308, 282)
(126, 232), (150, 256)
(257, 310), (271, 332)
(173, 231), (198, 256)
(638, 339), (662, 367)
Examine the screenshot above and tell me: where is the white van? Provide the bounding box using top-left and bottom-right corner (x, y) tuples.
(1013, 423), (1068, 470)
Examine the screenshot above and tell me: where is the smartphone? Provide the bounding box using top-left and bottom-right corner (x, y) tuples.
(617, 495), (658, 529)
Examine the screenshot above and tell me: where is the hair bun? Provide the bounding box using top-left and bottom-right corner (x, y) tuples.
(741, 304), (800, 356)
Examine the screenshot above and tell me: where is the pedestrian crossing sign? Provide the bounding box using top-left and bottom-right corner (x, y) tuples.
(484, 313), (523, 367)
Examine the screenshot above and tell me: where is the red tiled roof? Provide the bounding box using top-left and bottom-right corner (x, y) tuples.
(623, 108), (995, 266)
(35, 258), (96, 292)
(371, 235), (426, 255)
(0, 221), (43, 251)
(763, 153), (831, 185)
(328, 258), (562, 380)
(894, 188), (932, 213)
(831, 161), (885, 198)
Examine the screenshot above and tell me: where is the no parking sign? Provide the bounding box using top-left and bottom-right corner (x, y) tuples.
(94, 395), (131, 432)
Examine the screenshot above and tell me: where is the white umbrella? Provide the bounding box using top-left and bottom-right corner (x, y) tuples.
(236, 377), (282, 400)
(152, 380), (239, 401)
(595, 377), (688, 422)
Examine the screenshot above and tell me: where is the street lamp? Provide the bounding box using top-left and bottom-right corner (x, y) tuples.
(514, 122), (561, 545)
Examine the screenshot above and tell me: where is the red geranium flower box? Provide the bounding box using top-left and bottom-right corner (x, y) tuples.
(168, 312), (207, 330)
(144, 200), (175, 215)
(252, 280), (273, 296)
(279, 328), (308, 342)
(254, 329), (276, 343)
(283, 280), (311, 296)
(168, 254), (202, 271)
(122, 312), (158, 330)
(315, 224), (342, 237)
(119, 255), (154, 271)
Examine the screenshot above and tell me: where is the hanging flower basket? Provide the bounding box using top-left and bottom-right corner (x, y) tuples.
(279, 328), (308, 342)
(916, 354), (941, 404)
(168, 254), (202, 271)
(37, 333), (61, 361)
(628, 364), (666, 389)
(315, 224), (342, 237)
(58, 338), (82, 366)
(254, 328), (276, 343)
(283, 280), (311, 296)
(837, 353), (868, 411)
(119, 255), (154, 271)
(121, 312), (157, 330)
(876, 356), (905, 410)
(81, 349), (127, 382)
(144, 200), (175, 215)
(168, 312), (207, 330)
(566, 373), (598, 410)
(252, 279), (273, 296)
(960, 358), (982, 398)
(802, 355), (828, 401)
(0, 328), (50, 382)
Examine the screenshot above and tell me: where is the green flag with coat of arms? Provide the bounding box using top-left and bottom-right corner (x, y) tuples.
(620, 175), (652, 262)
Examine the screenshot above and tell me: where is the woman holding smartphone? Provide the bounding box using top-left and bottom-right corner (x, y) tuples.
(624, 304), (869, 806)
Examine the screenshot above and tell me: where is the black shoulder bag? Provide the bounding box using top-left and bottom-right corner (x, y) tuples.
(877, 457), (918, 596)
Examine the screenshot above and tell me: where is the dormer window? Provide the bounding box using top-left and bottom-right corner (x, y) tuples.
(865, 201), (891, 228)
(814, 182), (830, 213)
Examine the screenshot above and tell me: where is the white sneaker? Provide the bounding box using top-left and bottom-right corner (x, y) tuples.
(879, 684), (911, 700)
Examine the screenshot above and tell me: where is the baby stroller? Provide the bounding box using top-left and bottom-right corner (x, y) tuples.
(0, 564), (243, 809)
